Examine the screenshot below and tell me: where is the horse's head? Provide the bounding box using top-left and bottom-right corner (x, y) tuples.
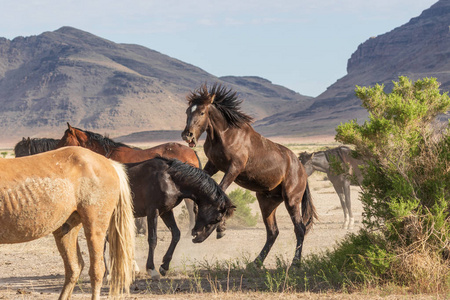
(299, 151), (315, 176)
(182, 84), (214, 148)
(56, 123), (89, 149)
(191, 196), (235, 243)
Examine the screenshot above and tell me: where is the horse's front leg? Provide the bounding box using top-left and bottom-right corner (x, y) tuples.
(184, 198), (196, 236)
(146, 210), (160, 280)
(343, 179), (354, 229)
(53, 214), (83, 300)
(215, 163), (244, 238)
(203, 160), (219, 176)
(159, 210), (181, 276)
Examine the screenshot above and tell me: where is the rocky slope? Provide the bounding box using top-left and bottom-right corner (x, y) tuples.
(0, 26), (311, 144)
(255, 0), (450, 137)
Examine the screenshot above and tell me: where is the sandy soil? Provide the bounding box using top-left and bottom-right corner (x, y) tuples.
(0, 171), (365, 299)
(0, 137), (424, 299)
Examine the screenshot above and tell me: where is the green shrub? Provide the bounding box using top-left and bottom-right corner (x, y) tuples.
(227, 188), (259, 227)
(331, 76), (450, 291)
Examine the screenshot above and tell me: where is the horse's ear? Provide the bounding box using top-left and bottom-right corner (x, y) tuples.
(210, 94), (216, 104)
(67, 122), (75, 133)
(224, 204), (236, 218)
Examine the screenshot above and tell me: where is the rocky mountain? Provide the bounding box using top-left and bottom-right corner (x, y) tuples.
(0, 26), (311, 144)
(255, 0), (450, 137)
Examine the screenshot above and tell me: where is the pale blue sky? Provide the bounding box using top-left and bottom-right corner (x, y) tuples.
(0, 0), (438, 97)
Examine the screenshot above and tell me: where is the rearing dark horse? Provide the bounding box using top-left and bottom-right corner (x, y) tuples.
(182, 84), (318, 266)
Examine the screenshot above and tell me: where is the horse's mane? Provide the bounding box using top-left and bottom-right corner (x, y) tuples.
(14, 138), (60, 156)
(161, 157), (232, 208)
(74, 127), (135, 153)
(324, 146), (353, 163)
(29, 138), (60, 154)
(187, 84), (253, 128)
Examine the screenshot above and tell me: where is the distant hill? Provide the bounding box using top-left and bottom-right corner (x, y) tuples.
(0, 26), (311, 144)
(255, 0), (450, 137)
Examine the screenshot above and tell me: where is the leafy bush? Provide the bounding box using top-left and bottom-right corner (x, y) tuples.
(331, 76), (450, 291)
(227, 188), (259, 227)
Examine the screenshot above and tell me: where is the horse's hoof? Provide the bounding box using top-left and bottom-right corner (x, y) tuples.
(348, 218), (355, 230)
(216, 231), (226, 239)
(247, 259), (263, 271)
(133, 260), (140, 273)
(159, 266), (168, 276)
(147, 268), (160, 280)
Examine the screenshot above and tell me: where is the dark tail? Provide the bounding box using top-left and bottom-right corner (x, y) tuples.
(302, 182), (318, 233)
(194, 150), (202, 169)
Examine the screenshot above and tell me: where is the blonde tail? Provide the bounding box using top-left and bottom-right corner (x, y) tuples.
(108, 161), (135, 296)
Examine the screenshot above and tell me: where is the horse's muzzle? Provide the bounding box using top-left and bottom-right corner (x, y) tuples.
(181, 131), (197, 148)
(191, 223), (217, 243)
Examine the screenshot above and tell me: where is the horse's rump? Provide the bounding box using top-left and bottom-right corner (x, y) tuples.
(0, 147), (120, 243)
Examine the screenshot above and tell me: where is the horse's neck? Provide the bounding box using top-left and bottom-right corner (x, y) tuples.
(87, 143), (109, 157)
(205, 107), (230, 144)
(312, 153), (330, 173)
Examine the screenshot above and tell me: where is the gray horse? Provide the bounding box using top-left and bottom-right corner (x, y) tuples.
(299, 146), (363, 229)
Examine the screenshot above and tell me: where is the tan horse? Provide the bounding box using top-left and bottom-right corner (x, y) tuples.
(56, 123), (200, 235)
(0, 147), (135, 300)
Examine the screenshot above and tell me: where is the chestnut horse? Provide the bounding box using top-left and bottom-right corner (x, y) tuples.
(56, 123), (199, 233)
(182, 84), (318, 266)
(126, 157), (235, 279)
(0, 147), (135, 299)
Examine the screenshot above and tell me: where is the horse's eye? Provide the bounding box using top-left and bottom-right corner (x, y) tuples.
(200, 112), (205, 116)
(215, 213), (223, 222)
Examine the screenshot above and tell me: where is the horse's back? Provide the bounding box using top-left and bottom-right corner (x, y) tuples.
(223, 129), (305, 192)
(150, 142), (200, 167)
(0, 147), (119, 243)
(135, 142), (200, 167)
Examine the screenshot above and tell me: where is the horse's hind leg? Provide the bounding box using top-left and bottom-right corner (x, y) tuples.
(254, 192), (281, 267)
(53, 213), (83, 300)
(145, 210), (160, 280)
(159, 210), (181, 276)
(81, 213), (110, 299)
(282, 185), (308, 266)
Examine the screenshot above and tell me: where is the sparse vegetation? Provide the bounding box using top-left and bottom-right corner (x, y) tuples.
(136, 77), (450, 297)
(314, 76), (450, 293)
(227, 188), (259, 227)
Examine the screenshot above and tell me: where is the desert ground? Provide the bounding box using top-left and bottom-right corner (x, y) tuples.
(0, 137), (429, 299)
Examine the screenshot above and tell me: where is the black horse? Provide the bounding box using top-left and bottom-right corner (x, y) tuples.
(14, 137), (60, 157)
(126, 157), (235, 279)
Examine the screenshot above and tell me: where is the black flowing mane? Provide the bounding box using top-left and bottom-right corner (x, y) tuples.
(14, 137), (60, 157)
(188, 84), (253, 128)
(162, 157), (232, 209)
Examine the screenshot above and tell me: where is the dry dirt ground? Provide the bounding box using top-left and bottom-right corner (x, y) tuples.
(0, 138), (438, 299)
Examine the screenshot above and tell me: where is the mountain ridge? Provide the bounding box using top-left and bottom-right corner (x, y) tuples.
(254, 0), (450, 137)
(0, 26), (311, 144)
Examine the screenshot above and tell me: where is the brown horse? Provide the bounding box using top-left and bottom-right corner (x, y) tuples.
(56, 123), (199, 233)
(182, 84), (318, 266)
(0, 147), (135, 299)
